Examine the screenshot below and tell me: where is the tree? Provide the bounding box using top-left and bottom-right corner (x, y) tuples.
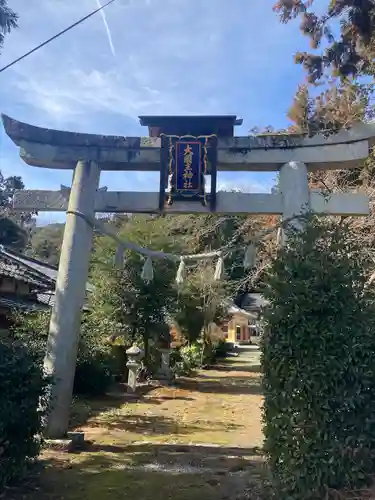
(165, 212), (269, 297)
(28, 223), (65, 266)
(0, 4), (28, 251)
(274, 0), (375, 82)
(162, 212), (263, 347)
(275, 2), (375, 264)
(0, 173), (35, 226)
(86, 212), (254, 367)
(173, 295), (204, 345)
(0, 215), (27, 250)
(275, 1), (375, 187)
(175, 262), (230, 347)
(0, 172), (34, 250)
(0, 0), (18, 53)
(288, 81), (373, 136)
(262, 216), (375, 498)
(286, 79), (375, 188)
(88, 216), (182, 368)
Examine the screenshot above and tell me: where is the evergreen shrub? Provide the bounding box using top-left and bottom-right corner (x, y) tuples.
(0, 341), (49, 492)
(262, 217), (375, 499)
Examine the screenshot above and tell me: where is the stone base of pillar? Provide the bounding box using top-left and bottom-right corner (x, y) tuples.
(45, 431), (85, 452)
(154, 371), (174, 382)
(126, 361), (140, 393)
(154, 348), (174, 384)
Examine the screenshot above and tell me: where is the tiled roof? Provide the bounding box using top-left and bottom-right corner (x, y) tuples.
(37, 291), (90, 311)
(37, 291), (55, 307)
(9, 254), (57, 281)
(227, 304), (258, 319)
(240, 293), (269, 310)
(0, 246), (55, 288)
(0, 246), (93, 292)
(0, 258), (47, 286)
(0, 294), (48, 311)
(0, 246), (93, 310)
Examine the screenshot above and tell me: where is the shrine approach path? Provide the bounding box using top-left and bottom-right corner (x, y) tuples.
(14, 347), (265, 500)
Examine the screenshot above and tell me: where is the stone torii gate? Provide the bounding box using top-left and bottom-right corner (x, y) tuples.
(2, 114), (373, 438)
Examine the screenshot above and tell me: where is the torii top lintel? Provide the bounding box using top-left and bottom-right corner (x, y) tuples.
(2, 114), (375, 172)
(138, 115), (243, 137)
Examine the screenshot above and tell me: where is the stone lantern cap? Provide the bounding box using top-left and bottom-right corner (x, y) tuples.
(126, 343), (144, 361)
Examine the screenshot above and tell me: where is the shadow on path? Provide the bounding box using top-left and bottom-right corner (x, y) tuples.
(213, 363), (262, 373)
(70, 387), (195, 428)
(176, 349), (263, 396)
(83, 413), (242, 434)
(9, 443), (266, 500)
(176, 376), (262, 396)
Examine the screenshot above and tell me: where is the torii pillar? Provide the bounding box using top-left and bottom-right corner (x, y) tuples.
(44, 161), (101, 437)
(279, 160), (310, 232)
(2, 113), (372, 437)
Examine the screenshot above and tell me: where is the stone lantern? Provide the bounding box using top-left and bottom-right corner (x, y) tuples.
(125, 343), (144, 393)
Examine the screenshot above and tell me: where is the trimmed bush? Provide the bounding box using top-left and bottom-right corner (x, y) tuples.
(181, 343), (203, 367)
(12, 311), (118, 397)
(0, 341), (49, 492)
(74, 321), (118, 395)
(73, 353), (114, 396)
(171, 343), (203, 376)
(212, 339), (231, 359)
(262, 217), (375, 499)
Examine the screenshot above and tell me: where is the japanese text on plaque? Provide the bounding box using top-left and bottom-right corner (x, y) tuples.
(183, 144), (194, 189)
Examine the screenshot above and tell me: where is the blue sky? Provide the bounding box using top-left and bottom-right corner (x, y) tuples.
(0, 0), (324, 224)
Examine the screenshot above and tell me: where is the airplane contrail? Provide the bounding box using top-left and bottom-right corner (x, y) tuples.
(95, 0), (116, 56)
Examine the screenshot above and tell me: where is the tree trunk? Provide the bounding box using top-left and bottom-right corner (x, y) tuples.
(143, 331), (149, 368)
(200, 325), (208, 367)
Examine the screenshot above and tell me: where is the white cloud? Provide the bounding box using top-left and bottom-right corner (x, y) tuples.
(217, 177), (274, 194)
(1, 0), (307, 128)
(14, 68), (167, 121)
(2, 0), (226, 122)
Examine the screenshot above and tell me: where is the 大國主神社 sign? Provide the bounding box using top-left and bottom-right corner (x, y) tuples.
(160, 134), (218, 208)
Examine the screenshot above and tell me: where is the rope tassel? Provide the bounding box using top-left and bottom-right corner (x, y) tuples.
(141, 257), (154, 283)
(276, 227), (285, 247)
(175, 258), (186, 285)
(114, 245), (124, 268)
(243, 243), (257, 269)
(214, 255), (225, 281)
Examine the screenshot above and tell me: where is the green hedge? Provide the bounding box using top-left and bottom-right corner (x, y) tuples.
(12, 312), (118, 397)
(262, 217), (375, 499)
(0, 341), (49, 492)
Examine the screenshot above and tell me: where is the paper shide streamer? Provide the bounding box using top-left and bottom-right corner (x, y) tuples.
(175, 258), (186, 285)
(243, 243), (257, 270)
(114, 244), (124, 268)
(141, 257), (154, 283)
(214, 255), (225, 281)
(276, 227), (285, 247)
(80, 210), (302, 284)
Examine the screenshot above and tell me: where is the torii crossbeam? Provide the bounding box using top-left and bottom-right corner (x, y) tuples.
(2, 113), (372, 438)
